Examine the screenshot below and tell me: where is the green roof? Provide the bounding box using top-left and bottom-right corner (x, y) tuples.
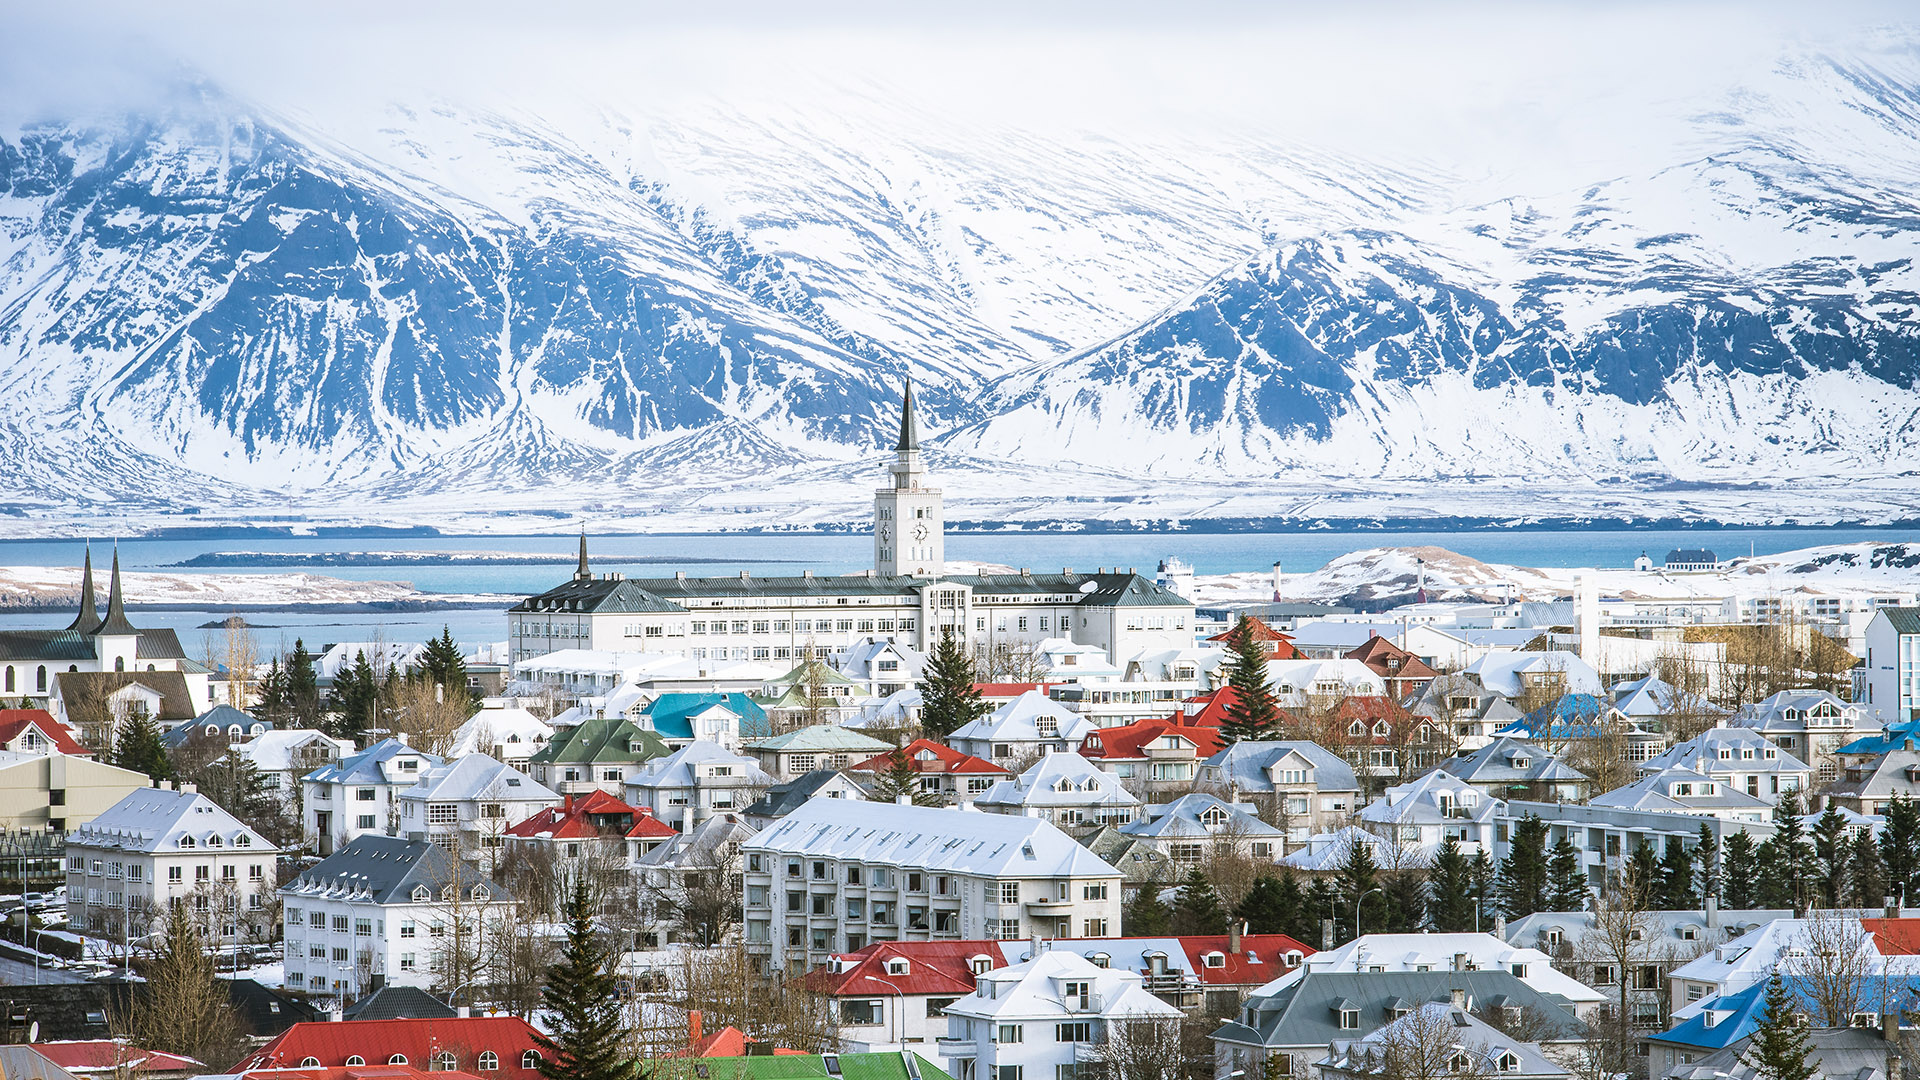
(744, 725), (895, 754)
(642, 1053), (952, 1080)
(1883, 607), (1920, 635)
(527, 714), (670, 765)
(764, 661), (863, 690)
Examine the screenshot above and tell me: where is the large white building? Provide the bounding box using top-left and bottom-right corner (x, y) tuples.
(280, 833), (515, 1003)
(300, 738), (444, 856)
(506, 390), (1193, 671)
(938, 948), (1182, 1080)
(1863, 608), (1920, 725)
(64, 786), (280, 944)
(741, 799), (1124, 975)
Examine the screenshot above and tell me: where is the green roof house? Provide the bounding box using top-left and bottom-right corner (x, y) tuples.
(526, 714), (671, 797)
(742, 724), (895, 780)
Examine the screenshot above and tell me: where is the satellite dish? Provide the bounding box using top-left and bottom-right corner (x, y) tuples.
(1078, 581), (1097, 594)
(30, 1020), (40, 1042)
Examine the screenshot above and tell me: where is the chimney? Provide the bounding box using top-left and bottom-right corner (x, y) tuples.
(1890, 896), (1902, 920)
(896, 795), (912, 806)
(1885, 1011), (1900, 1046)
(1493, 915), (1507, 940)
(1031, 932), (1045, 958)
(689, 1010), (704, 1048)
(1453, 952), (1467, 972)
(1450, 988), (1467, 1010)
(1705, 894), (1719, 929)
(327, 1007), (344, 1023)
(676, 571), (687, 582)
(456, 1006), (470, 1018)
(1230, 921), (1244, 955)
(1321, 918), (1335, 952)
(396, 731), (410, 747)
(563, 792), (574, 813)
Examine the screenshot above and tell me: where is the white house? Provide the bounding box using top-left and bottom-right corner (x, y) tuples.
(741, 799), (1124, 975)
(300, 738), (444, 856)
(1730, 690), (1879, 782)
(1115, 794), (1283, 867)
(973, 752), (1142, 830)
(395, 754), (558, 863)
(64, 787), (280, 944)
(835, 639), (928, 698)
(1256, 933), (1605, 1018)
(1264, 660), (1387, 708)
(1636, 729), (1812, 804)
(937, 948), (1182, 1080)
(1461, 651), (1603, 698)
(622, 741), (774, 832)
(1355, 771), (1497, 865)
(1863, 609), (1920, 725)
(279, 833), (515, 1003)
(234, 729), (356, 802)
(445, 706), (553, 763)
(949, 692), (1099, 765)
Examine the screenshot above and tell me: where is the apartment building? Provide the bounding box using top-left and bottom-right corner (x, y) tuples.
(741, 799), (1123, 975)
(64, 786), (280, 943)
(300, 739), (443, 856)
(938, 950), (1181, 1080)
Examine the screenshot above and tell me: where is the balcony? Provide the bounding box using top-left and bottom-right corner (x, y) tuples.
(1025, 896), (1074, 911)
(934, 1038), (975, 1057)
(1061, 993), (1105, 1014)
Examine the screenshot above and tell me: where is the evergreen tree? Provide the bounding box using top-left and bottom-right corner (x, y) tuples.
(324, 649), (379, 741)
(1742, 976), (1817, 1080)
(255, 659), (290, 722)
(870, 749), (939, 806)
(1694, 824), (1722, 904)
(1628, 843), (1660, 894)
(113, 708), (172, 782)
(1811, 806), (1851, 908)
(1757, 791), (1813, 910)
(1235, 875), (1297, 935)
(1171, 869), (1231, 935)
(417, 626), (481, 715)
(537, 881), (637, 1080)
(1306, 877), (1342, 947)
(1123, 880), (1173, 937)
(1273, 870), (1315, 944)
(1469, 851), (1498, 930)
(1545, 837), (1589, 912)
(1338, 838), (1380, 941)
(1427, 836), (1477, 931)
(1848, 829), (1886, 909)
(1219, 616), (1280, 743)
(1658, 838), (1699, 909)
(285, 640), (321, 726)
(1380, 869), (1427, 932)
(1881, 795), (1920, 905)
(918, 630), (991, 740)
(1724, 831), (1762, 910)
(1498, 815), (1551, 919)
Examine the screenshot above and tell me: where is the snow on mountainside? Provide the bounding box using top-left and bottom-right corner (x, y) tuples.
(2, 38), (1919, 521)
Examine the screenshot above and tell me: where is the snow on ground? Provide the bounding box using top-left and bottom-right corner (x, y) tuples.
(0, 566), (510, 607)
(1193, 541), (1920, 607)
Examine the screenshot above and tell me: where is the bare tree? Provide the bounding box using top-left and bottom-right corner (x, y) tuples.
(1577, 867), (1655, 1076)
(1095, 1016), (1189, 1080)
(1324, 1004), (1496, 1080)
(974, 639), (1048, 682)
(1786, 907), (1874, 1026)
(657, 944), (841, 1055)
(382, 678), (470, 755)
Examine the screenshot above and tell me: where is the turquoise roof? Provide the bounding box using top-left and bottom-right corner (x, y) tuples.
(1655, 976), (1920, 1050)
(643, 692), (771, 740)
(1839, 717), (1920, 756)
(1500, 693), (1609, 740)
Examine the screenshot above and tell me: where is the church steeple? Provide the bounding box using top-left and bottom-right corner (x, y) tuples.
(65, 544), (99, 634)
(896, 380), (919, 453)
(95, 546), (139, 637)
(574, 531), (591, 582)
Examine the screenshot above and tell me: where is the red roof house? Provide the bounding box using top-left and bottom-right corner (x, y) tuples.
(0, 710), (92, 756)
(1207, 617), (1302, 660)
(224, 1067), (482, 1080)
(29, 1043), (202, 1079)
(1864, 917), (1920, 955)
(1343, 636), (1440, 698)
(971, 683), (1056, 704)
(1078, 718), (1226, 763)
(664, 1012), (803, 1058)
(239, 1018), (547, 1080)
(504, 790), (636, 841)
(1173, 687), (1300, 732)
(847, 739), (1007, 777)
(801, 940), (1007, 1001)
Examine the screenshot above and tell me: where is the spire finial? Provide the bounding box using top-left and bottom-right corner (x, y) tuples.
(66, 542), (100, 634)
(95, 542), (138, 636)
(895, 377), (919, 453)
(576, 530), (590, 582)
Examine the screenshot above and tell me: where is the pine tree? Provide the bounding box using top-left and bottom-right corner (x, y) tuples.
(1848, 829), (1886, 908)
(1427, 836), (1477, 931)
(1171, 869), (1231, 935)
(1724, 831), (1761, 909)
(1811, 806), (1851, 908)
(417, 626), (479, 715)
(1658, 837), (1698, 909)
(285, 640), (321, 726)
(1882, 795), (1920, 905)
(113, 708), (173, 782)
(870, 749), (939, 806)
(1742, 976), (1817, 1080)
(1381, 869), (1427, 932)
(1219, 616), (1280, 743)
(1694, 824), (1722, 904)
(324, 650), (378, 741)
(919, 630), (990, 740)
(131, 902), (238, 1064)
(538, 881), (636, 1080)
(1307, 877), (1342, 946)
(1469, 851), (1498, 930)
(1629, 843), (1660, 894)
(255, 659), (290, 721)
(1273, 870), (1315, 944)
(1338, 838), (1380, 941)
(1123, 881), (1173, 937)
(1758, 791), (1813, 910)
(1235, 875), (1296, 935)
(1498, 815), (1550, 919)
(1545, 837), (1589, 912)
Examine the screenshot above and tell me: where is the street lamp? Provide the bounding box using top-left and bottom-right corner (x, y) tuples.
(862, 974), (907, 1049)
(1353, 887), (1384, 942)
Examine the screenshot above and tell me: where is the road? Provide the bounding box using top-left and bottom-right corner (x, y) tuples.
(0, 955), (84, 985)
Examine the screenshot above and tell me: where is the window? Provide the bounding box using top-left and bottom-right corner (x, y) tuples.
(357, 788), (376, 801)
(401, 953), (416, 970)
(432, 1052), (457, 1071)
(301, 1058), (322, 1068)
(997, 1069), (1023, 1080)
(1083, 919), (1108, 936)
(479, 1053), (498, 1071)
(1057, 1022), (1093, 1043)
(357, 815), (376, 829)
(333, 915), (350, 932)
(1591, 964), (1617, 986)
(391, 1056), (410, 1066)
(999, 881), (1020, 904)
(841, 999), (883, 1025)
(523, 1053), (543, 1069)
(996, 1024), (1024, 1044)
(1339, 1008), (1359, 1029)
(347, 1058), (366, 1067)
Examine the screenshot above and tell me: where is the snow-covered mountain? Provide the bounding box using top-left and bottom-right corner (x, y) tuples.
(2, 36), (1919, 525)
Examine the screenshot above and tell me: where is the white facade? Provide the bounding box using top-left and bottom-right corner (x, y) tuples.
(395, 754), (558, 860)
(622, 741), (774, 832)
(741, 799), (1123, 975)
(938, 950), (1182, 1080)
(1864, 609), (1920, 725)
(64, 787), (280, 943)
(236, 729), (355, 800)
(300, 739), (443, 856)
(875, 385), (943, 578)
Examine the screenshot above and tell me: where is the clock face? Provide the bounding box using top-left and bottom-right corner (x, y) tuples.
(879, 525), (891, 542)
(912, 523), (929, 541)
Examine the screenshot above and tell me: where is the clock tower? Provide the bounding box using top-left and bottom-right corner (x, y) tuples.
(874, 381), (944, 578)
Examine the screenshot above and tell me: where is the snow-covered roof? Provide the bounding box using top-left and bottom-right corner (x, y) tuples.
(1359, 771), (1494, 828)
(1119, 794), (1281, 839)
(69, 787), (279, 855)
(942, 950), (1180, 1023)
(398, 754), (556, 804)
(1200, 740), (1360, 794)
(1266, 659), (1387, 697)
(447, 707), (553, 759)
(1640, 728), (1810, 777)
(951, 690), (1097, 744)
(301, 738), (442, 785)
(746, 798), (1122, 880)
(1280, 826), (1393, 873)
(1257, 932), (1601, 1003)
(1461, 651), (1602, 697)
(625, 740), (772, 790)
(1589, 767), (1773, 814)
(975, 752), (1141, 810)
(234, 729), (354, 772)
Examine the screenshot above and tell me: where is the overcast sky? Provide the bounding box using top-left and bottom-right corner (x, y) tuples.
(3, 1), (1914, 192)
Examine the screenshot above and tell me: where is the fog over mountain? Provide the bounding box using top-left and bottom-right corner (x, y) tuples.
(2, 4), (1917, 528)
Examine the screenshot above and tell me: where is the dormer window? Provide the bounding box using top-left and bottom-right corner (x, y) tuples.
(969, 956), (994, 975)
(886, 958), (910, 976)
(1339, 1008), (1359, 1030)
(1202, 952), (1226, 968)
(1511, 756), (1529, 769)
(1199, 806), (1230, 829)
(412, 885), (432, 903)
(1497, 1053), (1521, 1073)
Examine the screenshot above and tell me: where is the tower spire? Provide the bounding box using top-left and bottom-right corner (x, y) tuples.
(895, 378), (919, 453)
(95, 544), (138, 636)
(575, 530), (590, 582)
(65, 543), (100, 634)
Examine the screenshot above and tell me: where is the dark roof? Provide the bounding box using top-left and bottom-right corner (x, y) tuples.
(342, 985), (455, 1021)
(744, 769), (848, 819)
(55, 671), (197, 722)
(1665, 549), (1718, 565)
(0, 630), (102, 663)
(514, 571), (1189, 610)
(225, 977), (322, 1035)
(64, 548), (99, 634)
(896, 381), (919, 452)
(0, 983), (134, 1042)
(527, 714), (670, 765)
(162, 705), (269, 748)
(1215, 970), (1587, 1051)
(285, 834), (493, 906)
(93, 550), (138, 637)
(1881, 608), (1920, 635)
(508, 576), (684, 615)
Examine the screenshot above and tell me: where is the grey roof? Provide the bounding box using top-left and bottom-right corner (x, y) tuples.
(1668, 1025), (1895, 1080)
(1318, 1003), (1571, 1080)
(1118, 794), (1281, 839)
(397, 753), (555, 803)
(1589, 768), (1776, 813)
(745, 724), (893, 754)
(1082, 826), (1172, 883)
(896, 381), (919, 452)
(68, 787), (278, 855)
(1407, 676), (1523, 722)
(1437, 737), (1588, 786)
(743, 769), (861, 819)
(342, 985), (455, 1020)
(0, 1047), (84, 1080)
(746, 797), (1123, 879)
(1640, 729), (1810, 776)
(1880, 608), (1920, 636)
(1214, 971), (1587, 1052)
(1504, 909), (1793, 949)
(513, 570), (1190, 610)
(634, 813), (758, 869)
(282, 833), (495, 906)
(1827, 749), (1920, 801)
(93, 549), (138, 637)
(302, 737), (443, 785)
(509, 575), (688, 615)
(1199, 740), (1359, 794)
